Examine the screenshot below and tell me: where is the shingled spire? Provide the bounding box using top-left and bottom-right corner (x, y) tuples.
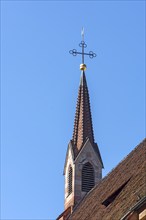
(61, 30), (103, 216)
(72, 70), (94, 153)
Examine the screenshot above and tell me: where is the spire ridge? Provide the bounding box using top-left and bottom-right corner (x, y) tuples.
(80, 70), (87, 86)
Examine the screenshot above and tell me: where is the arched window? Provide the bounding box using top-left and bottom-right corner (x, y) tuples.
(68, 166), (73, 195)
(82, 162), (95, 192)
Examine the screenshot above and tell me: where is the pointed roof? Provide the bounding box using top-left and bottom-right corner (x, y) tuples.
(72, 71), (95, 154)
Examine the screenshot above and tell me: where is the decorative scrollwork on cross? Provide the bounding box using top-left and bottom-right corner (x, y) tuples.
(69, 28), (96, 64)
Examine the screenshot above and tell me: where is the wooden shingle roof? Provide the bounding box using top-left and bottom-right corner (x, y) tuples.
(69, 139), (146, 220)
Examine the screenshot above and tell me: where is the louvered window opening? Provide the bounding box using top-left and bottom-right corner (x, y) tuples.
(82, 162), (95, 192)
(68, 166), (72, 196)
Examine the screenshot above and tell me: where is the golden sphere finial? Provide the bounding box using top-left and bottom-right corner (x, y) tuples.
(80, 63), (87, 71)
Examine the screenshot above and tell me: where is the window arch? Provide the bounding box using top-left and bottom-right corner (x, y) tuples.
(68, 165), (73, 196)
(82, 162), (95, 192)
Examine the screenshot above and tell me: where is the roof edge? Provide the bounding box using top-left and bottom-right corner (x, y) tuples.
(102, 138), (146, 181)
(120, 196), (146, 220)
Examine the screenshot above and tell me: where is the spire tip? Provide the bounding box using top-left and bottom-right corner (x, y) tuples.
(81, 27), (84, 41)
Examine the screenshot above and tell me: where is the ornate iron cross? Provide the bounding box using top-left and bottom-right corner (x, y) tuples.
(69, 28), (96, 64)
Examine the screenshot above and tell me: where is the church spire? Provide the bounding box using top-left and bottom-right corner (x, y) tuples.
(60, 30), (103, 215)
(72, 70), (94, 153)
(69, 28), (96, 155)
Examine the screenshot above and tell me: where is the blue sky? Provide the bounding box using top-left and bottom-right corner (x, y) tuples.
(1, 1), (145, 220)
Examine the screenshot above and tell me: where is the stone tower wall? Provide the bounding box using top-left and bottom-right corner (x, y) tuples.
(64, 148), (75, 210)
(74, 140), (102, 206)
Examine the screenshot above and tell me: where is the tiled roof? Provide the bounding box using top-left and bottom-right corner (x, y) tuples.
(69, 138), (146, 220)
(72, 71), (95, 156)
